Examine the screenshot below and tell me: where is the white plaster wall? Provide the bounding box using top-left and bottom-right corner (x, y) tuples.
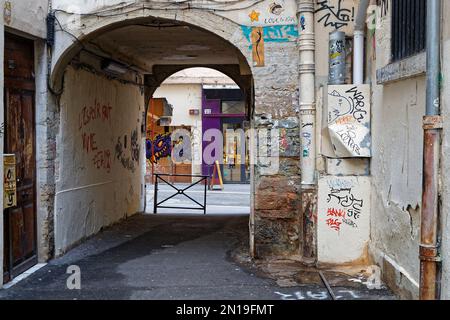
(367, 3), (424, 298)
(440, 0), (450, 300)
(154, 84), (202, 128)
(3, 0), (48, 38)
(153, 84), (203, 175)
(54, 66), (144, 256)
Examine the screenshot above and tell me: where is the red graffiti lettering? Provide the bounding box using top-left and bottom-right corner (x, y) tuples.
(92, 150), (111, 173)
(78, 99), (113, 131)
(82, 133), (98, 154)
(327, 208), (346, 218)
(326, 218), (342, 232)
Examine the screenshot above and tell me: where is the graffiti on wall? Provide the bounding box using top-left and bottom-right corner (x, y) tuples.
(326, 85), (371, 158)
(115, 128), (141, 173)
(377, 0), (389, 17)
(241, 24), (298, 48)
(326, 182), (364, 232)
(318, 176), (371, 264)
(315, 0), (355, 30)
(131, 128), (140, 163)
(146, 133), (172, 164)
(79, 100), (113, 173)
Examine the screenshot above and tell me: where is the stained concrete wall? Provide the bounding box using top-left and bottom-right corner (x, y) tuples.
(54, 65), (145, 256)
(440, 0), (450, 300)
(2, 0), (48, 38)
(367, 3), (424, 299)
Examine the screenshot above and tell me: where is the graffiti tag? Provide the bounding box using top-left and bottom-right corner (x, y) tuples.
(315, 0), (354, 30)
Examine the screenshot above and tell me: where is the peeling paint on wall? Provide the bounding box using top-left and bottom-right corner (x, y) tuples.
(323, 85), (371, 158)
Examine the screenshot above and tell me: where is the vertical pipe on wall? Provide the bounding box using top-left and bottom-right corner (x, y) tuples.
(297, 0), (317, 261)
(420, 0), (442, 301)
(353, 0), (370, 85)
(353, 31), (364, 84)
(297, 0), (316, 187)
(328, 31), (346, 85)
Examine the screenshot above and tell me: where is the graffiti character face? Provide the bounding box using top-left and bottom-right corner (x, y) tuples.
(146, 133), (171, 164)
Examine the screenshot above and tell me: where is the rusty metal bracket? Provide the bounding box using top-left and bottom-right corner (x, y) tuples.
(423, 115), (443, 130)
(419, 245), (442, 262)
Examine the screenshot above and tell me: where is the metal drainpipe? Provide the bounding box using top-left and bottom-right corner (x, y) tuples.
(420, 0), (442, 301)
(353, 0), (370, 85)
(297, 0), (316, 188)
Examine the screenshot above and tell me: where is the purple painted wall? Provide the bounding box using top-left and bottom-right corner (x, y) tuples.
(202, 96), (221, 176)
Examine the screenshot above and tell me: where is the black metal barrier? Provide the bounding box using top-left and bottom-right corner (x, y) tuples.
(153, 174), (208, 215)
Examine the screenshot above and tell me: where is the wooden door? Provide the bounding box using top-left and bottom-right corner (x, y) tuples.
(3, 33), (37, 283)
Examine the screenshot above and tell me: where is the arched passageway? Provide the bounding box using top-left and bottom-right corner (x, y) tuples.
(50, 15), (257, 257)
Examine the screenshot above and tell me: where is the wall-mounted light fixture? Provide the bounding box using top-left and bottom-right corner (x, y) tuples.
(101, 60), (129, 75)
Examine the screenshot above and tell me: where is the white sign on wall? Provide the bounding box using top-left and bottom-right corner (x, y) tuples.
(322, 84), (371, 158)
(318, 176), (371, 264)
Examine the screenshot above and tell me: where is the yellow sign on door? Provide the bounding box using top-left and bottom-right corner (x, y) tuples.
(4, 154), (17, 209)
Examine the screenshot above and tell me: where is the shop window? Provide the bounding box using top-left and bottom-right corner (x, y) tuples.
(222, 101), (246, 115)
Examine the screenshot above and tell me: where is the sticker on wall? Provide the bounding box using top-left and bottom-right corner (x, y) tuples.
(269, 2), (285, 16)
(251, 27), (265, 67)
(324, 84), (371, 158)
(4, 1), (12, 25)
(4, 154), (17, 209)
(318, 176), (371, 264)
(249, 10), (261, 22)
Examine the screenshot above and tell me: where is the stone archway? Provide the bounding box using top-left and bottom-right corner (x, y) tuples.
(45, 4), (301, 260)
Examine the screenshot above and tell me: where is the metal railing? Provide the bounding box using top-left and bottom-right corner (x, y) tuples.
(153, 174), (208, 215)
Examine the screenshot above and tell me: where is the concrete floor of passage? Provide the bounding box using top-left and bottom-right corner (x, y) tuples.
(0, 213), (397, 300)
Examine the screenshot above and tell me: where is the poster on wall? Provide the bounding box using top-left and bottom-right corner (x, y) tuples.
(317, 175), (371, 264)
(3, 154), (17, 209)
(322, 84), (371, 158)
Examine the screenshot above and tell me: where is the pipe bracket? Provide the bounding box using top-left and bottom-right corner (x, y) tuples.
(419, 245), (442, 262)
(423, 115), (443, 130)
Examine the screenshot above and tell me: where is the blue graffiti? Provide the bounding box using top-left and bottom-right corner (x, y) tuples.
(241, 24), (299, 48)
